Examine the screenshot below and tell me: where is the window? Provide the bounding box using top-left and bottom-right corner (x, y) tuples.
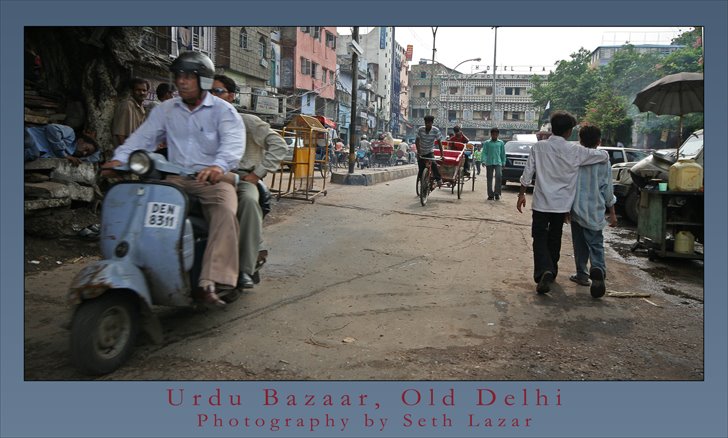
(448, 86), (458, 95)
(329, 71), (334, 84)
(301, 26), (310, 34)
(311, 62), (318, 79)
(325, 31), (336, 49)
(505, 87), (522, 96)
(258, 36), (267, 59)
(313, 26), (321, 39)
(322, 68), (328, 83)
(420, 71), (427, 79)
(300, 57), (311, 75)
(419, 92), (426, 98)
(239, 28), (248, 49)
(504, 111), (524, 121)
(448, 110), (457, 122)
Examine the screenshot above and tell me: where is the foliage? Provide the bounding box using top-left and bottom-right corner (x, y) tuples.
(529, 28), (704, 145)
(583, 89), (631, 145)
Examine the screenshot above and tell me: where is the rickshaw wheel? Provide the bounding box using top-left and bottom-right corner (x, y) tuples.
(457, 170), (463, 199)
(415, 173), (421, 196)
(419, 168), (430, 206)
(70, 292), (139, 375)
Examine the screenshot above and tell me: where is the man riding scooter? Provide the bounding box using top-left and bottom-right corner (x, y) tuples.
(101, 51), (246, 307)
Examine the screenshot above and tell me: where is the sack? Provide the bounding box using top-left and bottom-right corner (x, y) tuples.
(257, 180), (272, 217)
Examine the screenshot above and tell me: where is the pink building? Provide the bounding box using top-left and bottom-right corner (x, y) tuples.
(280, 26), (338, 119)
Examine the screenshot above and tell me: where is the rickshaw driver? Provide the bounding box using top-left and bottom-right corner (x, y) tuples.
(416, 115), (444, 185)
(101, 52), (246, 308)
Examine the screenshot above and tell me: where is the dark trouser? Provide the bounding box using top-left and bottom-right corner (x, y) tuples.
(417, 152), (442, 181)
(474, 160), (481, 175)
(531, 210), (567, 283)
(485, 165), (502, 197)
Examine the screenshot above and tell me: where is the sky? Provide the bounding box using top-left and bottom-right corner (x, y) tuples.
(337, 27), (692, 74)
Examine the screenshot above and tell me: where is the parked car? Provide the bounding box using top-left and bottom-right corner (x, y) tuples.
(502, 140), (536, 186)
(619, 129), (704, 223)
(597, 146), (653, 167)
(597, 146), (653, 222)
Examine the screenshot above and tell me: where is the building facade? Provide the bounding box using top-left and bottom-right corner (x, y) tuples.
(589, 44), (685, 67)
(279, 26), (338, 123)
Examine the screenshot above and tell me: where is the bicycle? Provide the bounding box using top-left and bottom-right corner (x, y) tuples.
(416, 155), (442, 206)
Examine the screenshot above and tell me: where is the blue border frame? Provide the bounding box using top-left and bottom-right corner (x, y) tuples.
(2, 1), (726, 437)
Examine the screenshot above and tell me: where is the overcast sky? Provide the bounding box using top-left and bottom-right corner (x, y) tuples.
(338, 27), (692, 74)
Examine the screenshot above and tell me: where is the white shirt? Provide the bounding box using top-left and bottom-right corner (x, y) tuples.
(520, 135), (608, 213)
(113, 93), (245, 173)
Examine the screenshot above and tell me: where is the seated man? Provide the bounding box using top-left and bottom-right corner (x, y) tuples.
(211, 74), (288, 290)
(24, 123), (100, 165)
(102, 52), (245, 308)
(447, 125), (471, 176)
(416, 115), (444, 184)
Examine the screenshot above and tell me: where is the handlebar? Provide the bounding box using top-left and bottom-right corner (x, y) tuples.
(417, 155), (443, 161)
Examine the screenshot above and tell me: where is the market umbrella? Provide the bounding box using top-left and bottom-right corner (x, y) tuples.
(633, 72), (704, 142)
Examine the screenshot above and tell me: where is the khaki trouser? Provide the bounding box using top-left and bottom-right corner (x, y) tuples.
(236, 181), (263, 276)
(167, 176), (239, 288)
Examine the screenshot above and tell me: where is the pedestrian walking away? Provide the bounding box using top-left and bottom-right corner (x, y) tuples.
(482, 127), (506, 200)
(516, 111), (609, 295)
(568, 123), (618, 298)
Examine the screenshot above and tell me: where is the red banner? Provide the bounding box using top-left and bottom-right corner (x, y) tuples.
(405, 45), (413, 61)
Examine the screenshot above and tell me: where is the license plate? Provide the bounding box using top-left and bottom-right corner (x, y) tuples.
(144, 202), (181, 229)
(513, 160), (527, 166)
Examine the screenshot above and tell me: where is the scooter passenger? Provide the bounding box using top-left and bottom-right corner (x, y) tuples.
(101, 52), (246, 307)
(211, 75), (288, 290)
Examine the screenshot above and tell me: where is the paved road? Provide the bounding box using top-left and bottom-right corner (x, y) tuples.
(24, 173), (704, 380)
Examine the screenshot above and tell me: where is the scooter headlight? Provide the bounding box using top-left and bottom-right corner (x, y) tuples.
(129, 150), (154, 176)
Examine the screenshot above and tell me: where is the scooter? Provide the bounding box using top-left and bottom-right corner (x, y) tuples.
(66, 150), (239, 376)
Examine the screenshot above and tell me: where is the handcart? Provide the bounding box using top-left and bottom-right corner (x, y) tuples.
(271, 115), (329, 203)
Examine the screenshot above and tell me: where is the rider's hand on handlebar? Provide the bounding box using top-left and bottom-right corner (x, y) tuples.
(100, 160), (123, 178)
(197, 165), (225, 184)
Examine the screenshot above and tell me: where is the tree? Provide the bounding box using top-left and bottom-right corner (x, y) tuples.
(583, 89), (632, 145)
(530, 48), (599, 119)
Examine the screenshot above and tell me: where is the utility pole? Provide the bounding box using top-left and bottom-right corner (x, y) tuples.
(427, 26), (438, 114)
(491, 26), (498, 129)
(348, 27), (359, 174)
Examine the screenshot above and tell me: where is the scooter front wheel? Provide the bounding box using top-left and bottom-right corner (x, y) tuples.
(70, 292), (139, 376)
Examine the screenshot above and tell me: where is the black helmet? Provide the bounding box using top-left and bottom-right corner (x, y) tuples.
(169, 51), (215, 90)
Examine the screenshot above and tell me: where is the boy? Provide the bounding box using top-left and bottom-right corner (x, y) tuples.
(569, 124), (617, 298)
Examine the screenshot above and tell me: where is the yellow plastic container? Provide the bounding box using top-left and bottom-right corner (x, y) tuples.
(668, 159), (703, 191)
(293, 147), (315, 178)
(674, 230), (695, 254)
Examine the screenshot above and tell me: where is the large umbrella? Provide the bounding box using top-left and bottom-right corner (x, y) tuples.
(633, 72), (704, 142)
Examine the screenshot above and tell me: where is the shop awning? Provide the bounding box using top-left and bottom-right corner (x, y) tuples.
(315, 115), (337, 129)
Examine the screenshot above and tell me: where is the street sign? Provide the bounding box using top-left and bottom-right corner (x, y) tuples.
(255, 96), (279, 115)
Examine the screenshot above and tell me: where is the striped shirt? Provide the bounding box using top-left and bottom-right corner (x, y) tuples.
(416, 126), (442, 154)
(571, 160), (617, 230)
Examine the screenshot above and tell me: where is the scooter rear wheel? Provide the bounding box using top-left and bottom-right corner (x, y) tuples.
(70, 292), (139, 376)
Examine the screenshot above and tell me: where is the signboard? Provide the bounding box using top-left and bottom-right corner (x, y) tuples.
(380, 27), (387, 49)
(254, 96), (279, 115)
(405, 45), (413, 61)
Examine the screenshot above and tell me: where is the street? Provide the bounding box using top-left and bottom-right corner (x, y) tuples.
(24, 169), (704, 380)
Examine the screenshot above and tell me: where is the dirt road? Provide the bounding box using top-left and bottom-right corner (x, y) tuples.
(24, 173), (704, 380)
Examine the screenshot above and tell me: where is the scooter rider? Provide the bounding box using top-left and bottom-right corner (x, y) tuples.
(101, 51), (246, 307)
(210, 74), (288, 290)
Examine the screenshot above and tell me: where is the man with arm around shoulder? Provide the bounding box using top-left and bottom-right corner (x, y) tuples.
(516, 111), (609, 295)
